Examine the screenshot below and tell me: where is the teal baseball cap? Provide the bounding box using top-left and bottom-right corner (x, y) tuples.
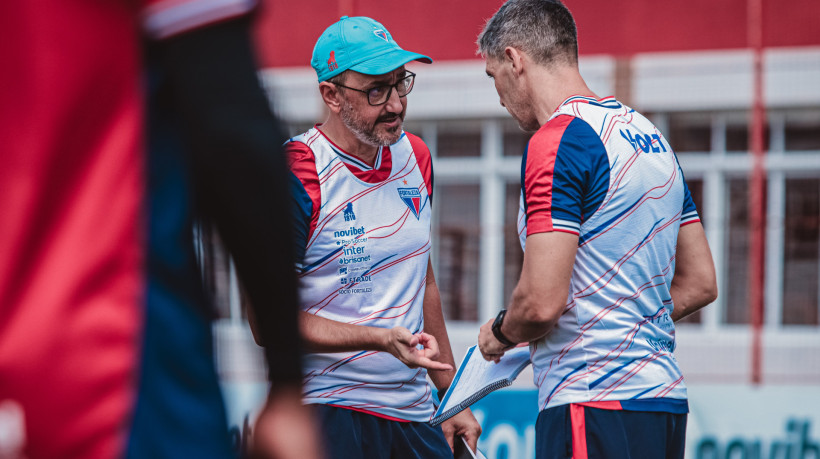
(311, 16), (432, 82)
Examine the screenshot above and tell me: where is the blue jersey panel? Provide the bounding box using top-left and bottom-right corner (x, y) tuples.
(551, 117), (610, 225)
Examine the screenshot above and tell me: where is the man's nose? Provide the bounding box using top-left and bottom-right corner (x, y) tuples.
(385, 85), (404, 112)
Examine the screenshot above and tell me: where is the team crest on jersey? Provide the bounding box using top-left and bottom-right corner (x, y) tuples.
(397, 188), (422, 219)
(373, 29), (388, 42)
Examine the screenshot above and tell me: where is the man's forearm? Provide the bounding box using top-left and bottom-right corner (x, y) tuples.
(299, 311), (389, 353)
(501, 232), (577, 344)
(499, 284), (561, 344)
(670, 280), (717, 321)
(422, 287), (457, 389)
(421, 261), (457, 389)
(669, 223), (718, 322)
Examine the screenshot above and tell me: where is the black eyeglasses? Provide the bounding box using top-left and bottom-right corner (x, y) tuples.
(333, 72), (416, 106)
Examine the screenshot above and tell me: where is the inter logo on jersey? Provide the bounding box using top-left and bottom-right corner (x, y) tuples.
(373, 29), (388, 42)
(397, 188), (422, 219)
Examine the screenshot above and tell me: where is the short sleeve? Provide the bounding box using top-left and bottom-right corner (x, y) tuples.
(679, 163), (701, 226)
(285, 141), (321, 265)
(406, 132), (434, 205)
(522, 115), (609, 236)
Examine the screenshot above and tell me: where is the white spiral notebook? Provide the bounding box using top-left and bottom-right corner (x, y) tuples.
(431, 344), (531, 426)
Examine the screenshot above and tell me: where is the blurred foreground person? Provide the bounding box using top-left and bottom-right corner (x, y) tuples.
(0, 1), (319, 458)
(285, 15), (481, 459)
(475, 1), (718, 458)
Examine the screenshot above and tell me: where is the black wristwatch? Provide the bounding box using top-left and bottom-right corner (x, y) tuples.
(491, 309), (516, 348)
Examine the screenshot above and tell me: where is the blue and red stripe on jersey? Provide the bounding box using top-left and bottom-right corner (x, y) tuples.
(521, 115), (610, 236)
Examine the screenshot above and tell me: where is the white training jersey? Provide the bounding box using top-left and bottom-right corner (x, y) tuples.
(287, 127), (436, 421)
(517, 96), (700, 412)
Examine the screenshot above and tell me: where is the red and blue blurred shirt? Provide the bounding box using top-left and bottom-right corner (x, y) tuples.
(0, 1), (261, 457)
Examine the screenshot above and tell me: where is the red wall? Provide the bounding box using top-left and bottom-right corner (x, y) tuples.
(253, 0), (820, 68)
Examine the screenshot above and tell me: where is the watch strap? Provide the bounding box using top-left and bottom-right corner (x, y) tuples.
(492, 309), (516, 348)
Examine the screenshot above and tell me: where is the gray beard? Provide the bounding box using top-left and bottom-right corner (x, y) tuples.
(340, 100), (403, 147)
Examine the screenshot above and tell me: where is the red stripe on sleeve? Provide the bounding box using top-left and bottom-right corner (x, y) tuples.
(286, 141), (321, 242)
(524, 115), (574, 235)
(406, 132), (433, 199)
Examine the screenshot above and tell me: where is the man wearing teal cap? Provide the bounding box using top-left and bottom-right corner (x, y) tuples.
(284, 15), (481, 459)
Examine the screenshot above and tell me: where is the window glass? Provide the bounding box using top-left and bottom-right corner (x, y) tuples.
(783, 178), (820, 325)
(726, 111), (773, 153)
(502, 118), (532, 157)
(784, 110), (820, 151)
(503, 183), (525, 305)
(725, 178), (759, 324)
(435, 183), (481, 321)
(436, 120), (482, 158)
(666, 112), (711, 153)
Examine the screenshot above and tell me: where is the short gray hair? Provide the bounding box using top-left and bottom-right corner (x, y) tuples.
(477, 0), (578, 67)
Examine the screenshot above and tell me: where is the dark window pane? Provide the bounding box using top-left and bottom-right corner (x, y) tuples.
(437, 121), (481, 158)
(725, 178), (752, 324)
(727, 115), (769, 153)
(726, 124), (748, 152)
(503, 119), (532, 157)
(785, 110), (820, 150)
(436, 184), (480, 321)
(667, 113), (711, 152)
(503, 183), (525, 305)
(783, 179), (820, 325)
(785, 125), (820, 150)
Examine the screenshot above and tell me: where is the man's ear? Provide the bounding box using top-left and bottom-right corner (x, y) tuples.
(319, 81), (343, 114)
(504, 47), (526, 76)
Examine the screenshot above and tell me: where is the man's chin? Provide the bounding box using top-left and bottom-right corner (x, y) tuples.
(514, 117), (539, 133)
(378, 125), (403, 145)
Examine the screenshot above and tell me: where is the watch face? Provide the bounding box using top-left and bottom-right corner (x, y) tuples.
(493, 310), (506, 328)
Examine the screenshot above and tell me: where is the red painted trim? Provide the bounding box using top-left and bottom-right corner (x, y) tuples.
(252, 0), (820, 68)
(569, 403), (588, 459)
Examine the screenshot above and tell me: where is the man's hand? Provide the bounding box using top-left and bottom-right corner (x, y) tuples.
(478, 318), (509, 362)
(440, 408), (482, 453)
(385, 327), (453, 371)
(251, 385), (323, 459)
